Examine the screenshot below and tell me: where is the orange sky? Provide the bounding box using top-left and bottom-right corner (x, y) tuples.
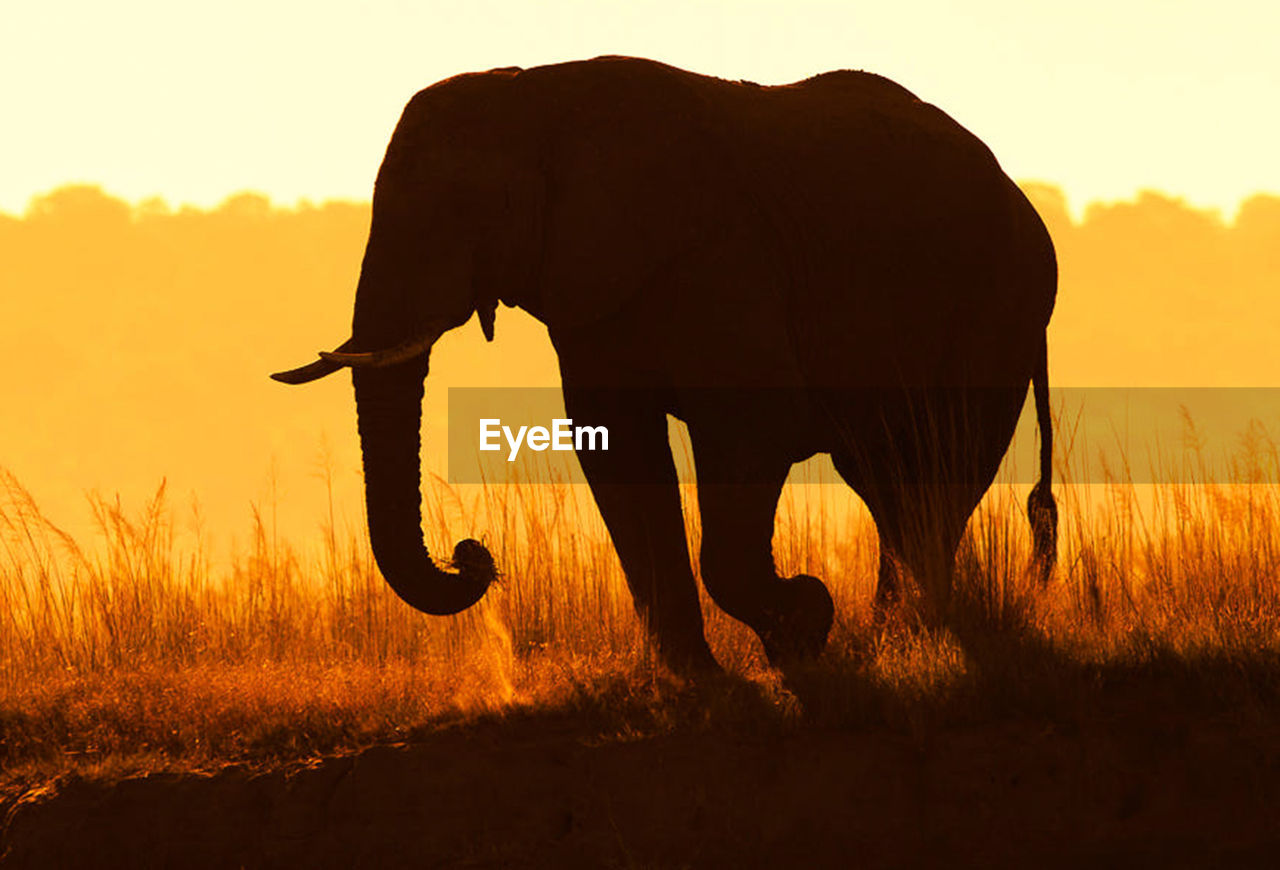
(2, 1), (1278, 218)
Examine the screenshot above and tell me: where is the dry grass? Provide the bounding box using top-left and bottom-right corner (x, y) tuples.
(3, 421), (1280, 793)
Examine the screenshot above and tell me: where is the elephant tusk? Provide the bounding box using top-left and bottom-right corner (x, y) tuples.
(319, 331), (440, 368)
(270, 357), (344, 384)
(270, 337), (356, 384)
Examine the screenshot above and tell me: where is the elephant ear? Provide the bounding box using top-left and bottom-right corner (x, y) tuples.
(473, 139), (546, 336)
(536, 64), (741, 337)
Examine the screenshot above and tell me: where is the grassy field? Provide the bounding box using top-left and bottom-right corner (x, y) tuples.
(4, 417), (1280, 802)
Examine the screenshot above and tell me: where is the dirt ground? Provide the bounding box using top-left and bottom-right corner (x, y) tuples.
(5, 708), (1280, 869)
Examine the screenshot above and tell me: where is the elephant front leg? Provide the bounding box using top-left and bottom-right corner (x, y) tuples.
(691, 432), (834, 667)
(562, 385), (718, 675)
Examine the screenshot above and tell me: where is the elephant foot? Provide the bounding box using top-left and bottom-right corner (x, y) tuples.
(758, 574), (834, 667)
(657, 635), (723, 678)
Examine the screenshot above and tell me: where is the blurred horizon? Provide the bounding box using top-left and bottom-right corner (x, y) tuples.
(3, 179), (1279, 552)
(5, 180), (1277, 228)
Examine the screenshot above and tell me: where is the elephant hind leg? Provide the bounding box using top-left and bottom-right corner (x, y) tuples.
(691, 430), (834, 666)
(896, 504), (968, 621)
(873, 506), (963, 618)
(833, 452), (973, 621)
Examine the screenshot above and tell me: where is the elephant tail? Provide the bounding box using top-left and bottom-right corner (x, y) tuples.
(1026, 332), (1057, 583)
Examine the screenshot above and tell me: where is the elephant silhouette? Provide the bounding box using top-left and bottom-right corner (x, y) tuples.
(273, 56), (1058, 673)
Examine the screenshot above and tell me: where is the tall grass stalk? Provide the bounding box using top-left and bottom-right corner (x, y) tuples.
(3, 418), (1280, 776)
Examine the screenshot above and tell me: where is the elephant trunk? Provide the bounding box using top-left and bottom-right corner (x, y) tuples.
(353, 357), (495, 615)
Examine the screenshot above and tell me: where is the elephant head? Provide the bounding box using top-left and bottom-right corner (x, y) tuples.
(271, 69), (539, 616)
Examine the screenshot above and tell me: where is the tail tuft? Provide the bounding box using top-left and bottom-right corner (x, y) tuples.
(1027, 479), (1058, 583)
(1028, 333), (1057, 584)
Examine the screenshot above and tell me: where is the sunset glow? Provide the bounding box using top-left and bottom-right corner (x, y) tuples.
(3, 1), (1277, 218)
(6, 6), (1280, 859)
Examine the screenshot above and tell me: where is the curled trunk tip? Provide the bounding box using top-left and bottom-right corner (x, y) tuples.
(354, 358), (496, 615)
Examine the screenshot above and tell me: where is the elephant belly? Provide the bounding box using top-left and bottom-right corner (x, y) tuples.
(822, 382), (1029, 493)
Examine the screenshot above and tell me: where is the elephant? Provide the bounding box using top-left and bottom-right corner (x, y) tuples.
(272, 56), (1058, 673)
